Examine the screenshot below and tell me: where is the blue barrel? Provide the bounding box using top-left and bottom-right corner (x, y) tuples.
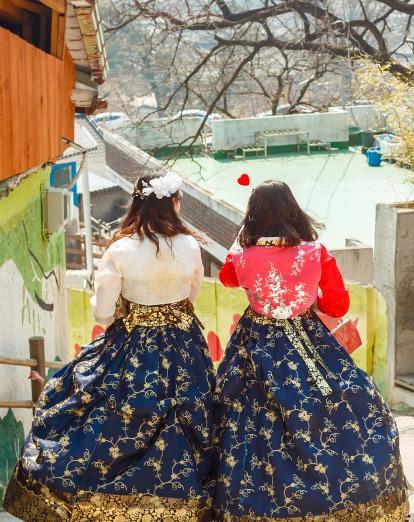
(366, 147), (382, 167)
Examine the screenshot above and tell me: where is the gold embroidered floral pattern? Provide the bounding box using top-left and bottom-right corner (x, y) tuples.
(256, 238), (290, 247)
(246, 307), (334, 396)
(284, 320), (333, 396)
(73, 491), (213, 521)
(4, 301), (215, 522)
(215, 489), (408, 521)
(4, 472), (73, 522)
(213, 308), (408, 520)
(5, 473), (214, 521)
(120, 298), (197, 332)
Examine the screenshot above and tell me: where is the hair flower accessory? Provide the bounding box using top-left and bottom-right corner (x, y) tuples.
(141, 171), (183, 199)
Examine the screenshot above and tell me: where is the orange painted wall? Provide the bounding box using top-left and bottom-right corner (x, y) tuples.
(0, 28), (75, 181)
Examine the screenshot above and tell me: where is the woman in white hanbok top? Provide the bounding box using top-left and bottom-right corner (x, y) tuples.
(5, 170), (215, 522)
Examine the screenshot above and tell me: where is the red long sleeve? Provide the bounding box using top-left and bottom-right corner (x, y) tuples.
(219, 254), (240, 288)
(317, 245), (350, 318)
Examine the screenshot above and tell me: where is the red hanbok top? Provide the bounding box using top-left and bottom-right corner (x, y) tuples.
(219, 238), (349, 319)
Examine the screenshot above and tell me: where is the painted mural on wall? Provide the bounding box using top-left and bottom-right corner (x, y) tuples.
(371, 291), (389, 397)
(0, 167), (68, 505)
(0, 411), (24, 504)
(68, 284), (246, 363)
(67, 278), (388, 395)
(67, 289), (105, 357)
(0, 168), (65, 311)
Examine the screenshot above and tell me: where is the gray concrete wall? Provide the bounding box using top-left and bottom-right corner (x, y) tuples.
(331, 246), (373, 285)
(374, 203), (414, 404)
(211, 111), (349, 150)
(329, 105), (385, 131)
(394, 209), (414, 377)
(117, 118), (203, 150)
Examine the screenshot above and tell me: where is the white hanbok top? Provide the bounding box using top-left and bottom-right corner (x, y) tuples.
(90, 233), (204, 324)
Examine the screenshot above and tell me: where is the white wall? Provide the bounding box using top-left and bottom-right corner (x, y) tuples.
(212, 111), (349, 151)
(329, 105), (386, 131)
(0, 261), (68, 432)
(118, 118), (204, 150)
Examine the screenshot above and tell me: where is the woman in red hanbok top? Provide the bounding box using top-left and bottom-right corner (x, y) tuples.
(213, 180), (407, 522)
(220, 238), (349, 320)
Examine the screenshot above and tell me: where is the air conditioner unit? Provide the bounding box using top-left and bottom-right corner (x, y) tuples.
(44, 188), (65, 235)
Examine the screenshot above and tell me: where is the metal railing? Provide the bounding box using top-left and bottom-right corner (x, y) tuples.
(0, 337), (65, 410)
(91, 216), (121, 237)
(65, 234), (87, 269)
(65, 218), (121, 270)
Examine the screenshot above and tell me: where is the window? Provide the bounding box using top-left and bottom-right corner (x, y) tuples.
(50, 162), (79, 222)
(51, 165), (71, 188)
(0, 0), (65, 57)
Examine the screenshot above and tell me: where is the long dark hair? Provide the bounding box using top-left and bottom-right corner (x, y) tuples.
(238, 180), (323, 248)
(109, 170), (198, 253)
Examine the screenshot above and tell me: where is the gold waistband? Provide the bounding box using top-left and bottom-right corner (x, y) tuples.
(115, 297), (200, 333)
(246, 306), (313, 325)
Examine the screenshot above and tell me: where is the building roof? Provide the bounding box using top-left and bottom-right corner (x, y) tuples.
(60, 121), (98, 159)
(67, 1), (108, 85)
(171, 149), (414, 249)
(65, 0), (108, 112)
(77, 171), (118, 193)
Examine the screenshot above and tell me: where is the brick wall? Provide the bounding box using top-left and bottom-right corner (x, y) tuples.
(105, 141), (147, 184)
(180, 192), (239, 249)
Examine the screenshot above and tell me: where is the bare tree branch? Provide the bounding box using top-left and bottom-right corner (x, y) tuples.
(375, 0), (414, 15)
(101, 0), (414, 150)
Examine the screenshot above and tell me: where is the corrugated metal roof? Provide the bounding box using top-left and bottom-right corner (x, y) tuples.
(77, 171), (118, 193)
(75, 122), (98, 149)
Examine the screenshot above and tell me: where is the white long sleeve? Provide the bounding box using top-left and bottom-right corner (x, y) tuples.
(90, 249), (122, 325)
(189, 246), (204, 304)
(90, 234), (204, 324)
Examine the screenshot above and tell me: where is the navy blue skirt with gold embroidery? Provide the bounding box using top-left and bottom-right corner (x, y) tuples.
(4, 300), (215, 521)
(213, 307), (408, 521)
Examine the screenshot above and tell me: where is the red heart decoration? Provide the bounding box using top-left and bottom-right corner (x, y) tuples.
(238, 173), (250, 186)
